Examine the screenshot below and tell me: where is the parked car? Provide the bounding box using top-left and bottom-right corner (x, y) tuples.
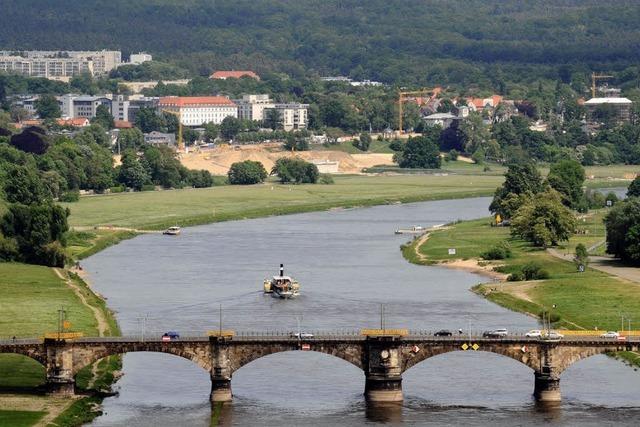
(601, 331), (620, 339)
(162, 331), (180, 341)
(434, 329), (453, 337)
(483, 328), (508, 338)
(526, 330), (542, 338)
(290, 332), (314, 339)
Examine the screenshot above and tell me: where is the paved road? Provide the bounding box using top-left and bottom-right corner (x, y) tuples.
(547, 248), (640, 284)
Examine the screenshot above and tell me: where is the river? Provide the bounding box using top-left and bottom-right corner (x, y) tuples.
(82, 196), (640, 426)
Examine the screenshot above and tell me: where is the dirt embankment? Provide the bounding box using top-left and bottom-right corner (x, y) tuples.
(180, 144), (394, 175)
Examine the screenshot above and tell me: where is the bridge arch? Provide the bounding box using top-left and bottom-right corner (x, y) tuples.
(552, 345), (633, 375)
(400, 343), (539, 374)
(227, 342), (364, 373)
(0, 349), (46, 367)
(70, 342), (212, 376)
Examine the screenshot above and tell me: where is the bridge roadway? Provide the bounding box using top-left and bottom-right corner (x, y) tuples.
(1, 333), (639, 404)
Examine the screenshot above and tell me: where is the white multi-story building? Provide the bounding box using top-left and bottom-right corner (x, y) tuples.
(71, 95), (112, 119)
(0, 50), (121, 77)
(158, 96), (237, 126)
(128, 53), (152, 65)
(235, 94), (274, 121)
(265, 103), (309, 131)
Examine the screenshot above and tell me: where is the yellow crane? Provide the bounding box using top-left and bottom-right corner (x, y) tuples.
(591, 73), (613, 98)
(397, 89), (436, 134)
(161, 108), (184, 152)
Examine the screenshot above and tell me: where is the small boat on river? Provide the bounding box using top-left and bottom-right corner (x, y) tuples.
(394, 225), (426, 235)
(263, 264), (300, 299)
(163, 226), (181, 235)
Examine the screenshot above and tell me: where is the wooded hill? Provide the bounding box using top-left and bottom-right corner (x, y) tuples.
(1, 0), (640, 85)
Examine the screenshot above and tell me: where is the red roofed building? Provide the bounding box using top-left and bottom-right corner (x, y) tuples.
(158, 96), (237, 126)
(56, 117), (90, 127)
(114, 120), (133, 129)
(209, 70), (260, 81)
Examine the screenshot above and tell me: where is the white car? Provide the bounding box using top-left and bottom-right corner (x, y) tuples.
(526, 330), (542, 338)
(542, 331), (564, 340)
(290, 332), (314, 339)
(601, 331), (620, 339)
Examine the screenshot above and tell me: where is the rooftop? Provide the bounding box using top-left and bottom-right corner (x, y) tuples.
(584, 97), (633, 105)
(158, 96), (236, 107)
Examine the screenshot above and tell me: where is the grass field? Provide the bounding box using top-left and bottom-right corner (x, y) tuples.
(0, 410), (45, 427)
(405, 215), (640, 333)
(64, 174), (505, 230)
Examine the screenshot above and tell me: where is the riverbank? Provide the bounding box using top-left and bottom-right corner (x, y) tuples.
(401, 216), (640, 351)
(0, 263), (121, 426)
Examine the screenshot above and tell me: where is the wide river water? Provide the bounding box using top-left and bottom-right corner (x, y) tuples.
(83, 196), (640, 426)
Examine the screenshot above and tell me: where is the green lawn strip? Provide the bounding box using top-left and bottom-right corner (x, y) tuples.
(0, 410), (46, 427)
(64, 175), (504, 230)
(66, 229), (139, 261)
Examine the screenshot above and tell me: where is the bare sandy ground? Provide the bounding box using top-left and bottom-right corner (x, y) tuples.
(180, 145), (394, 175)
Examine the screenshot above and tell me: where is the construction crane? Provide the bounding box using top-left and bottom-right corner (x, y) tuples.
(161, 109), (184, 152)
(591, 73), (613, 99)
(397, 88), (437, 134)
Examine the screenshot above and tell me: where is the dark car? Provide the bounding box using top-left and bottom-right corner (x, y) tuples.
(434, 329), (453, 337)
(162, 331), (180, 341)
(482, 328), (508, 338)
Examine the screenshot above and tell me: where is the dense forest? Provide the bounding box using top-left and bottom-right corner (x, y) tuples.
(2, 0), (640, 87)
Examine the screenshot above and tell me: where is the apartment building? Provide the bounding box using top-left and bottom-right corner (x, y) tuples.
(235, 94), (274, 121)
(0, 50), (121, 77)
(265, 103), (309, 131)
(235, 94), (309, 130)
(158, 96), (237, 126)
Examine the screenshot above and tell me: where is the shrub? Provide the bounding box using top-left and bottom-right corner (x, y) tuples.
(521, 262), (550, 280)
(110, 185), (125, 193)
(59, 190), (80, 202)
(228, 160), (268, 185)
(140, 184), (156, 192)
(448, 149), (459, 161)
(319, 174), (334, 184)
(538, 310), (561, 324)
(36, 241), (66, 267)
(480, 241), (512, 260)
(507, 272), (524, 281)
(0, 235), (19, 261)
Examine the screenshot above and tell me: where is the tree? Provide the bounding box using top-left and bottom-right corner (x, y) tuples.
(263, 108), (281, 130)
(10, 126), (50, 154)
(141, 145), (188, 188)
(574, 243), (589, 271)
(604, 198), (640, 264)
(511, 190), (577, 248)
(220, 116), (242, 140)
(75, 124), (110, 148)
(353, 132), (372, 151)
(490, 162), (544, 218)
(227, 160), (268, 185)
(135, 107), (164, 133)
(35, 94), (61, 119)
(271, 157), (319, 184)
(117, 128), (145, 152)
(394, 135), (441, 169)
(203, 122), (219, 143)
(3, 164), (49, 205)
(547, 159), (585, 209)
(1, 202), (69, 267)
(92, 104), (115, 129)
(118, 150), (150, 190)
(628, 176), (640, 198)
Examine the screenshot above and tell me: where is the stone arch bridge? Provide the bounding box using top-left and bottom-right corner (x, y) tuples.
(1, 335), (638, 403)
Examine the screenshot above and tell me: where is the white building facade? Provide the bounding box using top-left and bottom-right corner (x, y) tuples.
(0, 50), (121, 77)
(158, 96), (237, 126)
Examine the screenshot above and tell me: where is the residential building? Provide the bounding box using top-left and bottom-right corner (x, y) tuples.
(0, 50), (121, 77)
(128, 53), (152, 65)
(111, 95), (130, 121)
(265, 103), (309, 131)
(119, 79), (190, 94)
(210, 70), (260, 80)
(158, 96), (237, 126)
(423, 112), (459, 129)
(71, 96), (112, 119)
(235, 94), (274, 122)
(127, 95), (160, 123)
(585, 97), (633, 125)
(144, 131), (176, 147)
(56, 117), (90, 128)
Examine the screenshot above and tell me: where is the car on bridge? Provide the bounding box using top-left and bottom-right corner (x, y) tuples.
(434, 330), (452, 337)
(482, 329), (508, 338)
(525, 330), (542, 338)
(289, 332), (314, 339)
(600, 331), (620, 339)
(162, 331), (180, 341)
(542, 331), (564, 340)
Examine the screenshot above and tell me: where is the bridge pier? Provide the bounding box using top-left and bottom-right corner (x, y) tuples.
(210, 336), (233, 402)
(44, 339), (76, 396)
(364, 337), (403, 403)
(210, 377), (232, 403)
(533, 372), (561, 403)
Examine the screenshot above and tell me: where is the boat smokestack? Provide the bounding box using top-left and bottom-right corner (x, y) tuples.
(279, 264), (284, 277)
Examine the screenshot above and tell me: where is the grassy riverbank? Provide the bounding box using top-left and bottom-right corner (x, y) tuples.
(402, 215), (640, 333)
(0, 263), (120, 425)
